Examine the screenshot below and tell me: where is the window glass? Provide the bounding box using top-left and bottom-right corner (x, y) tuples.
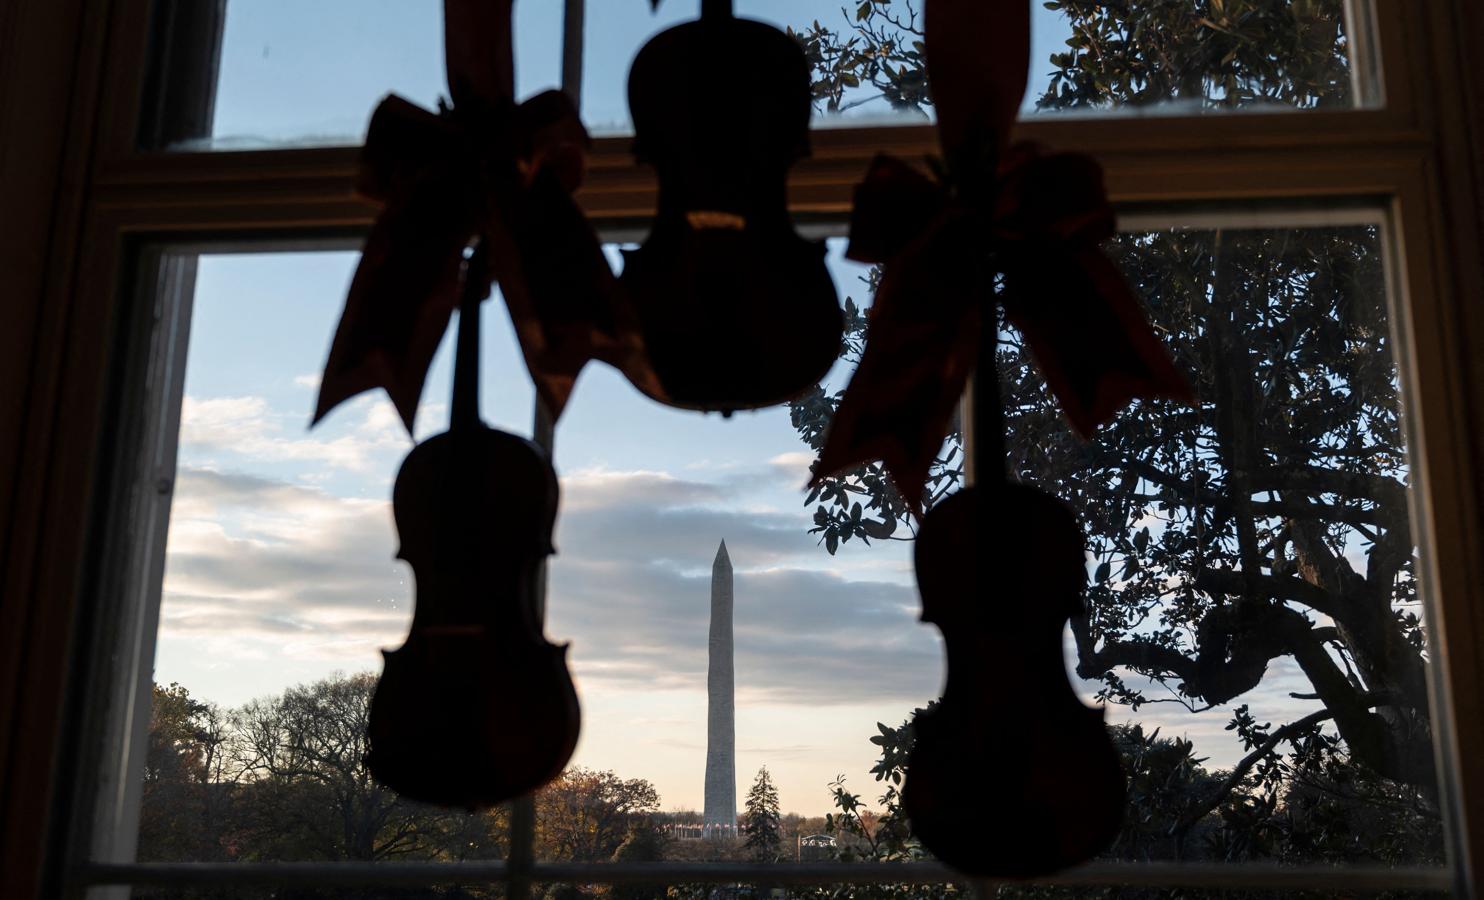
(581, 0), (1367, 135)
(138, 249), (533, 863)
(146, 0), (1369, 151)
(1002, 223), (1446, 871)
(522, 223), (1444, 879)
(1026, 0), (1362, 115)
(128, 219), (1445, 888)
(531, 244), (941, 864)
(150, 0), (561, 150)
(136, 241), (911, 870)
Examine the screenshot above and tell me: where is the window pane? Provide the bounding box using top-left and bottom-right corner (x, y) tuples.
(582, 0), (1369, 136)
(529, 243), (941, 863)
(121, 219), (1445, 885)
(136, 249), (535, 862)
(1013, 222), (1445, 870)
(1027, 0), (1365, 115)
(525, 220), (1444, 879)
(144, 0), (561, 150)
(146, 0), (1371, 151)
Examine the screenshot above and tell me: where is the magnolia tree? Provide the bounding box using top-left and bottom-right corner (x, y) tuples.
(789, 0), (1441, 864)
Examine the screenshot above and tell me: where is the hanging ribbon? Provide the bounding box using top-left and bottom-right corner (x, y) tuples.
(815, 0), (1192, 512)
(314, 0), (642, 434)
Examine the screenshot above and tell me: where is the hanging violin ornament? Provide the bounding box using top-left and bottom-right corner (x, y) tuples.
(811, 0), (1198, 877)
(366, 247), (580, 809)
(903, 322), (1124, 876)
(622, 0), (843, 413)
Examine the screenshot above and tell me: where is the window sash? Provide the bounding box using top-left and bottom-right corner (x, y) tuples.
(62, 209), (1454, 896)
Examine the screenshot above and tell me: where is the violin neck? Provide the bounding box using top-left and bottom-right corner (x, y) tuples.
(972, 310), (1006, 485)
(451, 248), (485, 433)
(700, 0), (733, 21)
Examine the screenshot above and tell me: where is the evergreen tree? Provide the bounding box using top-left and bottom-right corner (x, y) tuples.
(741, 766), (782, 861)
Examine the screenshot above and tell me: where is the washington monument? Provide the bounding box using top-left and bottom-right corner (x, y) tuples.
(703, 540), (736, 833)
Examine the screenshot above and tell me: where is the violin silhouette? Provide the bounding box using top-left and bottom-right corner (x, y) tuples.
(622, 0), (842, 413)
(903, 347), (1124, 875)
(366, 248), (579, 809)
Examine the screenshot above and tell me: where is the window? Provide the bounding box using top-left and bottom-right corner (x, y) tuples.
(5, 1), (1484, 899)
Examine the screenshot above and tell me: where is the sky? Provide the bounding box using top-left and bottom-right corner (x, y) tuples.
(151, 1), (1368, 819)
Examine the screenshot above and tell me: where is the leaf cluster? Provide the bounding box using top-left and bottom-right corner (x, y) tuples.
(1038, 0), (1351, 112)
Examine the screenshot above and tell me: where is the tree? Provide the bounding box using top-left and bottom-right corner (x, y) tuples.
(137, 676), (513, 898)
(138, 682), (234, 863)
(227, 673), (457, 862)
(741, 766), (783, 861)
(533, 767), (661, 862)
(826, 707), (1440, 886)
(609, 820), (670, 900)
(788, 0), (1442, 864)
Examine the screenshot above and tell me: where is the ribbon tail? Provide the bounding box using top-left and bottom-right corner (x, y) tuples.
(815, 229), (981, 515)
(1003, 243), (1194, 439)
(314, 186), (475, 433)
(486, 168), (632, 422)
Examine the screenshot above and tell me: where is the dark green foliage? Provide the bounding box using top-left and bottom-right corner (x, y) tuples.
(806, 713), (1441, 897)
(1039, 0), (1351, 111)
(790, 2), (929, 116)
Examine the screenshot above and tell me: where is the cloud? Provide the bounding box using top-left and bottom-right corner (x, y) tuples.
(161, 466), (411, 666)
(561, 467), (730, 512)
(768, 451), (815, 484)
(159, 456), (1330, 747)
(546, 556), (940, 706)
(179, 394), (410, 473)
(159, 460), (939, 708)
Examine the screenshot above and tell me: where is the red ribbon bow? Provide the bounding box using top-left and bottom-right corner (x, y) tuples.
(814, 0), (1192, 512)
(314, 0), (637, 433)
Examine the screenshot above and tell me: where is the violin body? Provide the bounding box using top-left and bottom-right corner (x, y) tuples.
(623, 9), (842, 412)
(905, 483), (1123, 875)
(366, 379), (579, 809)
